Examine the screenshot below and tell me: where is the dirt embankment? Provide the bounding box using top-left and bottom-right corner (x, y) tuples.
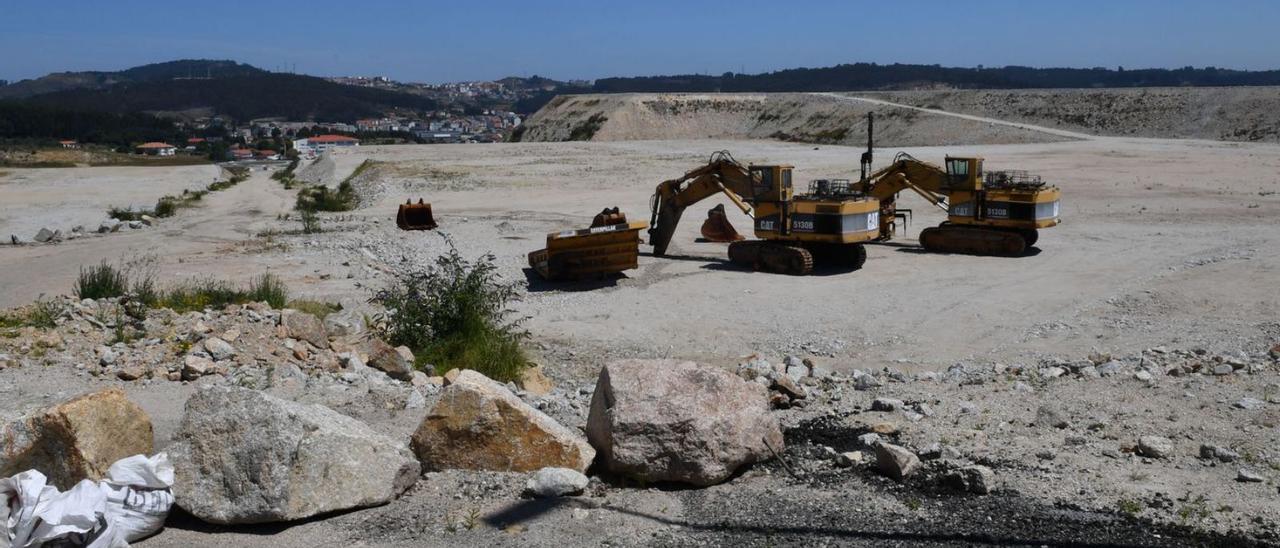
(517, 93), (1073, 147)
(856, 86), (1280, 142)
(519, 87), (1280, 145)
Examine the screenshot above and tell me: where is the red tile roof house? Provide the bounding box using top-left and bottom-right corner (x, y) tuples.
(230, 148), (254, 160)
(135, 142), (176, 156)
(59, 140), (79, 149)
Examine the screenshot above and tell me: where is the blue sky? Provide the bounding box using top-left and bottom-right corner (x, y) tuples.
(2, 0), (1277, 83)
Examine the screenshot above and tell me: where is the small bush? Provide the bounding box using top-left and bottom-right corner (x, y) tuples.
(247, 273), (288, 308)
(296, 181), (357, 212)
(107, 207), (145, 222)
(26, 297), (61, 329)
(300, 209), (321, 234)
(0, 297), (61, 329)
(154, 197), (177, 217)
(371, 243), (528, 382)
(157, 273), (285, 312)
(76, 261), (129, 299)
(568, 114), (608, 141)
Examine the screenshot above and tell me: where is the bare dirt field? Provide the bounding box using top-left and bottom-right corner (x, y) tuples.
(2, 98), (1279, 546)
(0, 163), (223, 241)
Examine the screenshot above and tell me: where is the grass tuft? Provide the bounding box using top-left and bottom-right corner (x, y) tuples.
(76, 261), (130, 299)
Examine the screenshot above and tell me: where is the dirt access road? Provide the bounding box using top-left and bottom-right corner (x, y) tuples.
(817, 92), (1098, 140)
(0, 168), (296, 307)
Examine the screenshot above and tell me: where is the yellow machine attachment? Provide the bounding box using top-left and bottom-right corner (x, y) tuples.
(853, 113), (1061, 256)
(649, 151), (879, 275)
(396, 199), (438, 230)
(529, 208), (646, 281)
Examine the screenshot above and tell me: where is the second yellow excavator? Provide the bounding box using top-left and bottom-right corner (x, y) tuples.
(648, 151), (880, 275)
(853, 113), (1061, 255)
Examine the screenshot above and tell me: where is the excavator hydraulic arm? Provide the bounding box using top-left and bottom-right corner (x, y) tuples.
(649, 151), (757, 256)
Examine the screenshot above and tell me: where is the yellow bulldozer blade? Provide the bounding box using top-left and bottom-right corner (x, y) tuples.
(530, 207), (646, 281)
(700, 204), (745, 242)
(396, 199), (438, 230)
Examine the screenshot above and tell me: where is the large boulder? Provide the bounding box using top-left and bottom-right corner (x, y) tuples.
(586, 359), (783, 486)
(410, 370), (594, 473)
(281, 310), (328, 349)
(169, 386), (419, 525)
(0, 388), (153, 489)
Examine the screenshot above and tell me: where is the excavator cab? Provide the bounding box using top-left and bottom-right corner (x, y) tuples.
(944, 157), (983, 191)
(748, 165), (794, 202)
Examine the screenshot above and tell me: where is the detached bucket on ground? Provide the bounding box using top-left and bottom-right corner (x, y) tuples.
(397, 199), (438, 230)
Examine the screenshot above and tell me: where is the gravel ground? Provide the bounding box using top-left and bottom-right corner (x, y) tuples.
(1, 113), (1279, 545)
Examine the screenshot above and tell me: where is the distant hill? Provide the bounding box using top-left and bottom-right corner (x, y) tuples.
(0, 60), (263, 99)
(592, 63), (1280, 93)
(4, 60), (438, 122)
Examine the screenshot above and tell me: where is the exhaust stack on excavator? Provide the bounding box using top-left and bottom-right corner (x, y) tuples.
(860, 112), (874, 183)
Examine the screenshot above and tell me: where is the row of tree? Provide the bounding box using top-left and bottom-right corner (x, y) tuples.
(0, 102), (186, 146)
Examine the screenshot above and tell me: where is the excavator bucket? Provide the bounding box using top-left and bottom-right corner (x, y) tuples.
(396, 199), (438, 230)
(699, 204), (745, 242)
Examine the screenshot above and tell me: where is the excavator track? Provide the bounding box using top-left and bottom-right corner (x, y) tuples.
(920, 225), (1027, 256)
(802, 242), (867, 270)
(728, 241), (814, 275)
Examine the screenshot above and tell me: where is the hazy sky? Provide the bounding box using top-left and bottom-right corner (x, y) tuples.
(2, 0), (1277, 83)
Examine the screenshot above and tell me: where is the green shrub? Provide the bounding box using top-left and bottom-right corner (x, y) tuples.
(154, 197), (177, 217)
(296, 181), (357, 212)
(246, 273), (288, 308)
(299, 209), (321, 234)
(156, 273), (285, 312)
(107, 207), (145, 222)
(568, 114), (608, 141)
(371, 244), (528, 382)
(72, 257), (287, 313)
(76, 261), (129, 299)
(0, 297), (61, 329)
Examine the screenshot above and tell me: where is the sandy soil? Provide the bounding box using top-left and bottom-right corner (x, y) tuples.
(0, 164), (223, 241)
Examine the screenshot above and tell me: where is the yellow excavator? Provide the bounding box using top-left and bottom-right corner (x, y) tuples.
(853, 113), (1061, 255)
(648, 151), (880, 275)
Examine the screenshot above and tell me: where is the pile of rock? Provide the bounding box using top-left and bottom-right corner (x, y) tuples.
(736, 354), (836, 408)
(8, 219), (156, 246)
(0, 296), (425, 392)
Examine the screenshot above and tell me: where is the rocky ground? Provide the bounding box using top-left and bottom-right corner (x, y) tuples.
(1, 294), (1277, 546)
(2, 102), (1280, 545)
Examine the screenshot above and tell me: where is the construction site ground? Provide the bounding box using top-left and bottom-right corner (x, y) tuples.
(1, 97), (1279, 546)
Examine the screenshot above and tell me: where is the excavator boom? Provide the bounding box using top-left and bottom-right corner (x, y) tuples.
(649, 151), (758, 256)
